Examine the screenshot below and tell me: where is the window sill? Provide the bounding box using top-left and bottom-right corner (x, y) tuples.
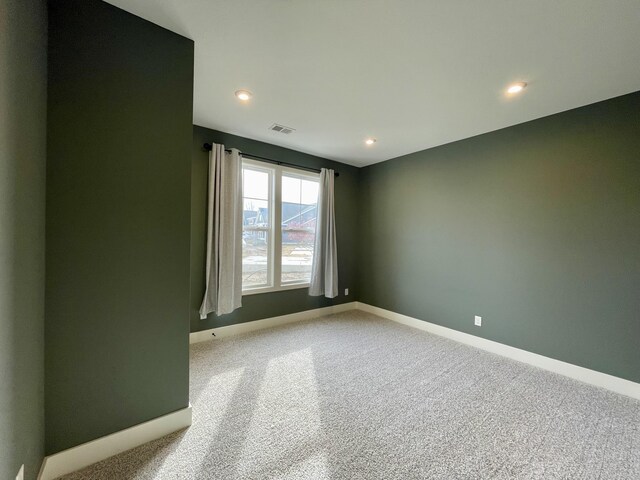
(242, 283), (310, 296)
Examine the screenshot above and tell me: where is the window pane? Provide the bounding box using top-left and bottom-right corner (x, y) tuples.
(281, 174), (318, 284)
(242, 231), (270, 288)
(282, 175), (301, 203)
(243, 168), (269, 200)
(301, 179), (319, 204)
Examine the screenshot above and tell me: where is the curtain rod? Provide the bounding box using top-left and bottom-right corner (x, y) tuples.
(203, 143), (339, 177)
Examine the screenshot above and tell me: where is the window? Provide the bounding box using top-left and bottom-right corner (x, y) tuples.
(281, 172), (319, 285)
(242, 164), (272, 290)
(242, 159), (319, 294)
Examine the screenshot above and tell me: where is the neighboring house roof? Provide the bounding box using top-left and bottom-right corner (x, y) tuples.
(244, 202), (316, 228)
(282, 203), (316, 227)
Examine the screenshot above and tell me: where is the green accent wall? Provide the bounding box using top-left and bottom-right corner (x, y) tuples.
(191, 126), (360, 332)
(0, 1), (47, 478)
(359, 91), (640, 383)
(46, 0), (193, 454)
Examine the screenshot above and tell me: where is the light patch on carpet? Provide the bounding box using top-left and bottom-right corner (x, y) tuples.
(236, 348), (323, 478)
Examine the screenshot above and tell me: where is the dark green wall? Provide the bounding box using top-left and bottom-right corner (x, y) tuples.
(359, 91), (640, 383)
(46, 0), (193, 454)
(0, 1), (47, 478)
(191, 126), (359, 332)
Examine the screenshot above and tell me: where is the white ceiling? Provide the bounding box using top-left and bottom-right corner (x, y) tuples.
(106, 0), (640, 167)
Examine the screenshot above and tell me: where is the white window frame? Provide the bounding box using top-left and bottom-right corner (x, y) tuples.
(242, 159), (320, 296)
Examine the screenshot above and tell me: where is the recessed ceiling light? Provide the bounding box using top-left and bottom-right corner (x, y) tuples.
(507, 82), (527, 94)
(235, 90), (252, 101)
(365, 138), (376, 146)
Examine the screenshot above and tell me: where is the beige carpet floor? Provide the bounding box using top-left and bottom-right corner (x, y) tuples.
(60, 310), (640, 479)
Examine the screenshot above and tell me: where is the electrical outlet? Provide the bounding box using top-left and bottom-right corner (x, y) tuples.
(344, 288), (349, 296)
(16, 465), (24, 480)
(474, 315), (482, 327)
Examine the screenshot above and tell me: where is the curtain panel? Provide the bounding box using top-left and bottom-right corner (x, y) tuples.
(309, 168), (338, 298)
(199, 144), (243, 317)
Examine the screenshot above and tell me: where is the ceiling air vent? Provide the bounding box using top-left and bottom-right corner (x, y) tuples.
(269, 123), (296, 135)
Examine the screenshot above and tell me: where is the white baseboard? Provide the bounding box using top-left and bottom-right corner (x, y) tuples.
(190, 301), (358, 344)
(38, 404), (192, 480)
(356, 302), (640, 400)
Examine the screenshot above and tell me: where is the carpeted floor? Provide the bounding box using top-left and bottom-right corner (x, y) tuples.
(61, 310), (640, 479)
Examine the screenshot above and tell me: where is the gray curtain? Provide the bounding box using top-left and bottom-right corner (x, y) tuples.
(309, 168), (338, 298)
(199, 144), (243, 317)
